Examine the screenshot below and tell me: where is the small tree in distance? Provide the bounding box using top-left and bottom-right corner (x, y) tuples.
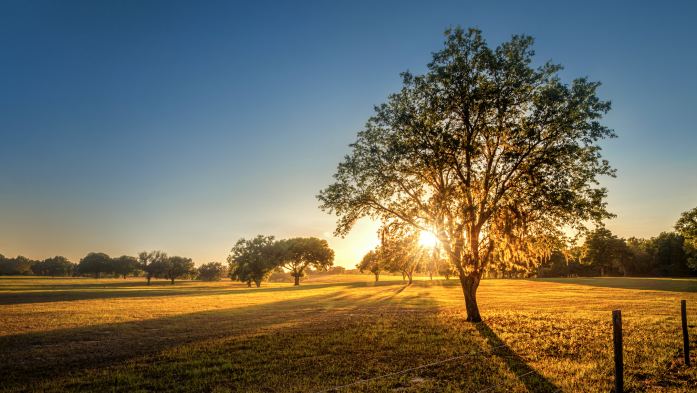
(139, 250), (168, 286)
(383, 228), (426, 285)
(78, 252), (111, 279)
(276, 237), (335, 286)
(581, 228), (632, 277)
(228, 235), (278, 288)
(198, 262), (228, 281)
(357, 249), (382, 281)
(112, 255), (141, 279)
(164, 256), (197, 284)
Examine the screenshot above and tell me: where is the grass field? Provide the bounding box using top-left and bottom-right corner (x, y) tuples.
(1, 275), (696, 392)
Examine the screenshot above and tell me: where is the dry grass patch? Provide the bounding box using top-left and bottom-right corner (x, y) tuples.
(1, 276), (696, 392)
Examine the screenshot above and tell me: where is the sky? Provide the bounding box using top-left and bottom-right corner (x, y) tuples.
(1, 0), (696, 268)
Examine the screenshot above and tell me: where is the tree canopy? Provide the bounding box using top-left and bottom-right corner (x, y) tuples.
(139, 250), (169, 285)
(382, 227), (427, 285)
(78, 252), (111, 279)
(580, 228), (632, 277)
(318, 27), (615, 321)
(111, 255), (141, 279)
(198, 262), (228, 281)
(32, 256), (73, 277)
(163, 256), (197, 284)
(276, 237), (335, 286)
(0, 255), (34, 276)
(357, 249), (382, 281)
(227, 235), (279, 288)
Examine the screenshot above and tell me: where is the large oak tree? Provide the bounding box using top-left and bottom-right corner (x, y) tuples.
(318, 27), (615, 321)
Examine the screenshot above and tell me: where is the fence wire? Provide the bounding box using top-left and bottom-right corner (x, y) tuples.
(312, 343), (555, 393)
(313, 344), (506, 392)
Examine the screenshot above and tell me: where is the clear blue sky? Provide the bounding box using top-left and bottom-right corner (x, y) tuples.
(1, 0), (695, 267)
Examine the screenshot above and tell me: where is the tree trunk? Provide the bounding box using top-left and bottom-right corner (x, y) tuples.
(123, 275), (126, 279)
(401, 272), (405, 280)
(294, 274), (300, 286)
(171, 278), (175, 285)
(622, 266), (627, 277)
(429, 272), (433, 280)
(255, 280), (261, 288)
(147, 276), (152, 286)
(95, 272), (99, 279)
(374, 273), (379, 281)
(601, 266), (605, 277)
(459, 271), (482, 322)
(247, 281), (252, 288)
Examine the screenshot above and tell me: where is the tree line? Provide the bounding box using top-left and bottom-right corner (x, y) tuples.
(0, 254), (78, 277)
(538, 206), (697, 278)
(0, 250), (232, 284)
(227, 236), (334, 287)
(356, 206), (697, 281)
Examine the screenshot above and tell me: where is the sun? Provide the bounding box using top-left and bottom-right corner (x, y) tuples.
(419, 231), (437, 246)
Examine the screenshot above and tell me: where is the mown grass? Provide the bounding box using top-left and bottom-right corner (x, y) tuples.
(1, 275), (696, 392)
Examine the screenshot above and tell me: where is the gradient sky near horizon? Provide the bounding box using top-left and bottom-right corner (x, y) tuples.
(1, 0), (696, 268)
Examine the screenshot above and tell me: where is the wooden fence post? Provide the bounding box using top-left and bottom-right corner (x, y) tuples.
(682, 300), (690, 366)
(613, 310), (623, 393)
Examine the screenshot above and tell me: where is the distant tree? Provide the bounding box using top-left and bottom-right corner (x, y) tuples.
(198, 262), (228, 281)
(327, 266), (346, 275)
(139, 250), (168, 285)
(274, 237), (335, 286)
(357, 249), (382, 281)
(36, 256), (73, 277)
(78, 253), (112, 278)
(30, 259), (48, 276)
(0, 255), (34, 275)
(163, 256), (197, 284)
(581, 228), (616, 277)
(437, 256), (457, 279)
(612, 238), (634, 277)
(111, 255), (141, 279)
(649, 232), (690, 276)
(227, 235), (278, 288)
(675, 206), (697, 269)
(627, 234), (688, 276)
(580, 228), (633, 277)
(424, 246), (441, 280)
(383, 228), (426, 285)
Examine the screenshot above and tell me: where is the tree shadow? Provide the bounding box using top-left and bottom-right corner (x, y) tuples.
(474, 321), (560, 392)
(0, 280), (377, 306)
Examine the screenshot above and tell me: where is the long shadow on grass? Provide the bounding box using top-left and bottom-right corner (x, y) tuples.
(0, 281), (440, 391)
(0, 280), (384, 306)
(474, 322), (560, 393)
(527, 277), (697, 293)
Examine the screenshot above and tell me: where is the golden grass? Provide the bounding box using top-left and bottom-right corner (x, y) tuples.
(1, 275), (696, 392)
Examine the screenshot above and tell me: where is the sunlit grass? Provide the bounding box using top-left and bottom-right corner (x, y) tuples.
(1, 275), (696, 392)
